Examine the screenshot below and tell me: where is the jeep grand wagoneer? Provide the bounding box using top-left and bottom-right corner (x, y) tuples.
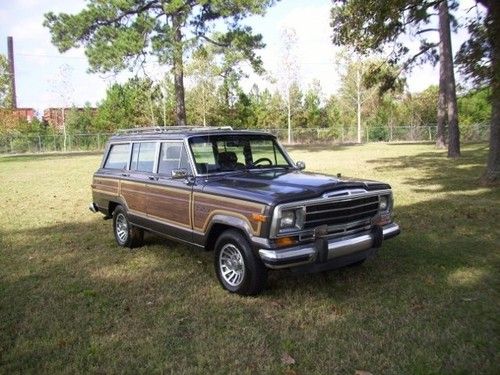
(90, 126), (400, 295)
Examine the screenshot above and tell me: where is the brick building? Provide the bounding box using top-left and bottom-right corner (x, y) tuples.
(43, 107), (97, 131)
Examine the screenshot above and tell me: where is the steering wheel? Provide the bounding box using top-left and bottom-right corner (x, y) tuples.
(250, 157), (273, 167)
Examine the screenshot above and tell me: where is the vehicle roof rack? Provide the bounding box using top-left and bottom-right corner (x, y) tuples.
(115, 125), (233, 135)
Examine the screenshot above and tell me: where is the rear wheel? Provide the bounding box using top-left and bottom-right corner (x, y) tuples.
(112, 205), (144, 248)
(214, 230), (267, 295)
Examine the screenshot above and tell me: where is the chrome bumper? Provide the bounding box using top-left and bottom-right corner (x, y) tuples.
(258, 223), (400, 269)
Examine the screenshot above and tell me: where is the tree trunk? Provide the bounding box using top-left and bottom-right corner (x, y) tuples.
(172, 14), (186, 126)
(287, 87), (292, 144)
(356, 67), (362, 143)
(436, 38), (447, 148)
(62, 108), (67, 152)
(482, 0), (500, 183)
(438, 0), (460, 157)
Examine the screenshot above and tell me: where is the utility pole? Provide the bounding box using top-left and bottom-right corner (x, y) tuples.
(7, 36), (17, 109)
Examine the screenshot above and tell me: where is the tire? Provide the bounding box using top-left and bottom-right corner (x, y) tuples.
(214, 229), (268, 296)
(112, 205), (144, 248)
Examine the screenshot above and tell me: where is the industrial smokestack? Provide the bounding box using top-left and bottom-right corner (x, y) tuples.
(7, 36), (17, 109)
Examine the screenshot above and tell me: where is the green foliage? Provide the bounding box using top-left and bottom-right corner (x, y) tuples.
(458, 87), (491, 125)
(95, 78), (158, 131)
(43, 0), (275, 124)
(0, 55), (11, 108)
(245, 87), (285, 129)
(65, 106), (98, 134)
(301, 80), (326, 128)
(330, 0), (450, 67)
(407, 85), (439, 125)
(456, 9), (491, 86)
(185, 47), (220, 126)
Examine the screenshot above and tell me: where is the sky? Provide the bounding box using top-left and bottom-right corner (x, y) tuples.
(0, 0), (477, 114)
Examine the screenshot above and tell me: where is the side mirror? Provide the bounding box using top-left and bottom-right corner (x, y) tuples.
(171, 168), (188, 179)
(296, 161), (306, 170)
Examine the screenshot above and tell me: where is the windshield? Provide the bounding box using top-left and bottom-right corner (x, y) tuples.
(189, 134), (292, 174)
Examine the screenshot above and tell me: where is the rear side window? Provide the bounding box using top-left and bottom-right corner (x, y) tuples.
(104, 144), (130, 170)
(130, 142), (157, 173)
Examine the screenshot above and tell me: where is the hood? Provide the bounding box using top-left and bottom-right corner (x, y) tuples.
(200, 169), (391, 206)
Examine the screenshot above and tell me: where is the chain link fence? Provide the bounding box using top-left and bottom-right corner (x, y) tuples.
(0, 133), (113, 154)
(0, 124), (490, 154)
(265, 123), (489, 144)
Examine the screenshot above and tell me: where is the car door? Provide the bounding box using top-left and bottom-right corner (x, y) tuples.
(145, 140), (193, 241)
(121, 141), (158, 217)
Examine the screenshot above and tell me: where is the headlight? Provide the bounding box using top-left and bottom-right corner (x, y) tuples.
(379, 195), (389, 211)
(280, 210), (296, 228)
(279, 207), (305, 231)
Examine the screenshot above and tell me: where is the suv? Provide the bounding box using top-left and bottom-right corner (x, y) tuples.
(90, 126), (400, 295)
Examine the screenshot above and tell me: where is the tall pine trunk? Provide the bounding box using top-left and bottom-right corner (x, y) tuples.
(436, 41), (447, 148)
(172, 14), (187, 126)
(482, 0), (500, 183)
(439, 0), (460, 157)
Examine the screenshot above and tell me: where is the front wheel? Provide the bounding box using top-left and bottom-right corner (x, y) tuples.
(214, 230), (268, 295)
(112, 205), (144, 248)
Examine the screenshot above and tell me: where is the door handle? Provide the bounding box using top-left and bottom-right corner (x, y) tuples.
(121, 173), (129, 177)
(148, 176), (158, 181)
(185, 176), (196, 185)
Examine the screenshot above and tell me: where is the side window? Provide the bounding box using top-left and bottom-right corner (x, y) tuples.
(130, 142), (156, 173)
(158, 142), (191, 176)
(190, 140), (216, 174)
(104, 144), (130, 170)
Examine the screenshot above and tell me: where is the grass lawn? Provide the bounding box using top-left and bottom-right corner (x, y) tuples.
(0, 143), (499, 374)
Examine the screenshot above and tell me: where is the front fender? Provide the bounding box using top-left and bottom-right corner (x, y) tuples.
(206, 213), (257, 238)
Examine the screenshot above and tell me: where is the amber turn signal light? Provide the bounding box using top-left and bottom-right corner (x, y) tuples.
(251, 213), (267, 222)
(275, 236), (296, 247)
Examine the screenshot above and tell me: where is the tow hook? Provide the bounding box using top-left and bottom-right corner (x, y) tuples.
(372, 225), (383, 248)
(314, 225), (329, 263)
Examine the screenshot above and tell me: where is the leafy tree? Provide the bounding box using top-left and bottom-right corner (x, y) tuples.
(185, 47), (219, 126)
(211, 31), (265, 109)
(302, 80), (326, 128)
(331, 0), (461, 156)
(95, 78), (158, 132)
(408, 86), (439, 126)
(0, 110), (21, 135)
(457, 87), (491, 141)
(457, 87), (491, 125)
(336, 52), (391, 142)
(157, 74), (176, 126)
(277, 27), (299, 143)
(44, 0), (274, 126)
(65, 106), (98, 134)
(248, 87), (285, 129)
(324, 95), (344, 138)
(456, 0), (499, 184)
(0, 55), (12, 108)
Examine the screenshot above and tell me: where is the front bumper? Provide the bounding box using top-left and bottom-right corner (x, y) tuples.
(258, 223), (400, 270)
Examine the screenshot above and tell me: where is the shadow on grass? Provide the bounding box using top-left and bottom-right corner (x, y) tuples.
(1, 191), (498, 373)
(366, 144), (491, 193)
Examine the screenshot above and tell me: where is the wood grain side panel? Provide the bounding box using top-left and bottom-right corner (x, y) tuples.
(147, 185), (191, 227)
(121, 181), (147, 213)
(92, 177), (119, 195)
(193, 193), (266, 235)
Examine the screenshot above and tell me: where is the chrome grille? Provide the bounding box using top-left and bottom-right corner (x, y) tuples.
(304, 195), (379, 229)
